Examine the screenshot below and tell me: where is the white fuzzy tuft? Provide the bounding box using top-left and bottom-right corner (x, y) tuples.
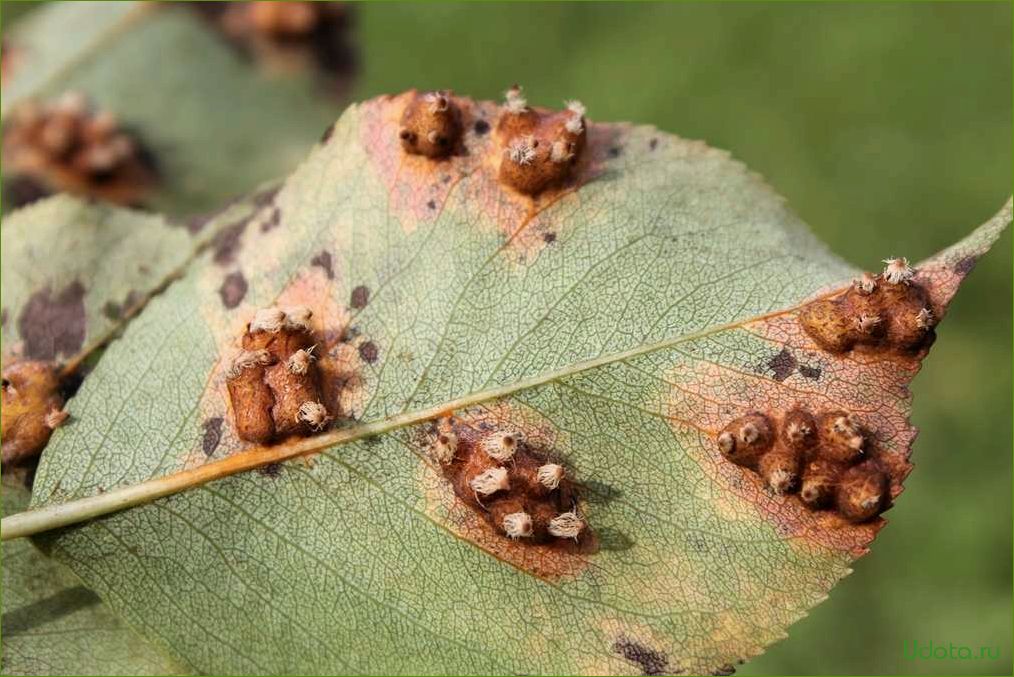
(45, 408), (69, 430)
(916, 307), (934, 329)
(502, 511), (533, 539)
(769, 469), (795, 495)
(297, 401), (330, 430)
(482, 430), (522, 462)
(855, 313), (882, 333)
(548, 511), (584, 540)
(881, 257), (915, 285)
(227, 349), (272, 379)
(852, 272), (877, 295)
(282, 305), (313, 332)
(717, 431), (736, 454)
(432, 431), (458, 464)
(287, 346), (316, 374)
(504, 86), (527, 114)
(425, 91), (449, 114)
(537, 463), (564, 489)
(469, 467), (509, 496)
(507, 136), (537, 165)
(550, 140), (573, 164)
(250, 307), (286, 333)
(564, 115), (584, 135)
(740, 423), (759, 445)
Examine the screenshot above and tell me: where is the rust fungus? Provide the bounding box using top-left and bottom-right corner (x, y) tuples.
(196, 2), (356, 92)
(398, 90), (462, 159)
(225, 305), (331, 444)
(715, 407), (891, 522)
(495, 85), (588, 195)
(2, 93), (157, 208)
(799, 257), (938, 355)
(1, 361), (67, 468)
(428, 416), (592, 546)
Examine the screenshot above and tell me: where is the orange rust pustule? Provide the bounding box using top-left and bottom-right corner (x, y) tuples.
(432, 418), (590, 547)
(226, 308), (328, 443)
(836, 460), (890, 523)
(1, 361), (66, 468)
(798, 271), (937, 355)
(398, 91), (462, 158)
(2, 94), (157, 208)
(715, 407), (890, 522)
(495, 93), (587, 196)
(716, 412), (774, 470)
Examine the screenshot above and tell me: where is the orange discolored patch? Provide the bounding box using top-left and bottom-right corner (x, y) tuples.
(417, 403), (596, 581)
(359, 89), (618, 263)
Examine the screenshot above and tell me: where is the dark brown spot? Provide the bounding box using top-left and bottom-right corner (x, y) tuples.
(1, 308), (7, 328)
(608, 146), (622, 158)
(252, 186), (279, 209)
(649, 138), (658, 151)
(201, 417), (223, 456)
(212, 219), (248, 266)
(2, 175), (53, 209)
(311, 250), (334, 279)
(612, 637), (672, 676)
(798, 364), (821, 380)
(711, 664), (736, 676)
(473, 119), (490, 135)
(426, 199), (437, 210)
(260, 206), (281, 233)
(320, 122), (335, 144)
(350, 285), (370, 310)
(543, 232), (557, 243)
(18, 281), (87, 361)
(955, 255), (977, 276)
(257, 462), (282, 478)
(102, 301), (122, 321)
(219, 271), (247, 309)
(358, 341), (378, 363)
(766, 348), (797, 382)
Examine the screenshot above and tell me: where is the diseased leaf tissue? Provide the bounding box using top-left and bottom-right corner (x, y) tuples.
(1, 83), (1009, 677)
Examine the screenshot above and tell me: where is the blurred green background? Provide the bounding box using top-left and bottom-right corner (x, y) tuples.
(3, 1), (1011, 675)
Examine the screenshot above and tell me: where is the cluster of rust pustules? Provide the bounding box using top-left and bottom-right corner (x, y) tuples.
(430, 417), (587, 543)
(717, 407), (891, 522)
(800, 258), (937, 354)
(397, 85), (588, 196)
(0, 361), (68, 469)
(226, 306), (330, 444)
(2, 92), (155, 207)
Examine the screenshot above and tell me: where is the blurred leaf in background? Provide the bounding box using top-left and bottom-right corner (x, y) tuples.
(1, 1), (353, 216)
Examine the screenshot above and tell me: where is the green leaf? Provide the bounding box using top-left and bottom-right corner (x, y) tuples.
(22, 94), (1010, 674)
(2, 2), (340, 215)
(1, 480), (188, 676)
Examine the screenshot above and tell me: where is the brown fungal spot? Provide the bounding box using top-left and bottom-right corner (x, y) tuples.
(201, 417), (223, 456)
(836, 461), (889, 522)
(212, 219), (248, 266)
(225, 306), (330, 443)
(716, 412), (774, 469)
(18, 281), (87, 361)
(612, 637), (672, 676)
(649, 138), (658, 151)
(260, 206), (281, 233)
(357, 340), (378, 364)
(398, 90), (462, 158)
(218, 271), (248, 309)
(1, 361), (65, 468)
(496, 87), (587, 195)
(799, 262), (938, 355)
(349, 285), (370, 310)
(430, 416), (593, 547)
(257, 462), (282, 477)
(2, 94), (157, 207)
(2, 175), (53, 210)
(766, 347), (796, 382)
(310, 250), (334, 279)
(542, 232), (557, 243)
(797, 364), (821, 380)
(954, 255), (977, 276)
(320, 122), (335, 144)
(472, 118), (490, 135)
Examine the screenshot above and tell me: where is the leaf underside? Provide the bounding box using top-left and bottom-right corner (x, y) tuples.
(16, 93), (1010, 675)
